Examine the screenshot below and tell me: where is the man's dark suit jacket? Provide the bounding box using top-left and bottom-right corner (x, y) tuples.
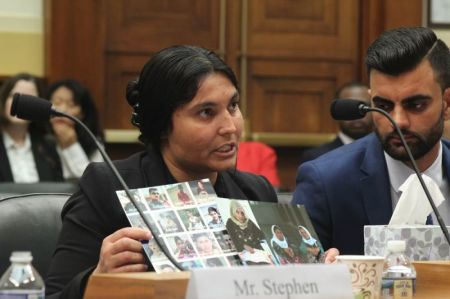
(299, 136), (343, 164)
(0, 132), (62, 182)
(292, 133), (450, 255)
(45, 149), (278, 299)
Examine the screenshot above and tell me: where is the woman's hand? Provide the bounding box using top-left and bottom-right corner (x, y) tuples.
(94, 227), (152, 274)
(51, 117), (77, 148)
(320, 248), (340, 264)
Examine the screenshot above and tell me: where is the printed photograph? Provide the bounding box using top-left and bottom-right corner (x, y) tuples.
(188, 179), (216, 203)
(155, 210), (184, 234)
(166, 183), (195, 207)
(204, 257), (227, 267)
(117, 190), (148, 214)
(191, 232), (222, 257)
(226, 255), (244, 266)
(154, 263), (177, 273)
(218, 199), (274, 265)
(213, 231), (236, 253)
(180, 260), (203, 270)
(167, 234), (197, 260)
(199, 204), (224, 229)
(178, 208), (207, 231)
(142, 187), (171, 210)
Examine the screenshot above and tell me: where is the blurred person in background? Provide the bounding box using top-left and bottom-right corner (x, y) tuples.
(299, 82), (373, 164)
(0, 73), (62, 182)
(47, 79), (104, 180)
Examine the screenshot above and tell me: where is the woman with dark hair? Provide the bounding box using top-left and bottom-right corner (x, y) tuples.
(45, 45), (338, 298)
(47, 79), (104, 179)
(0, 73), (62, 182)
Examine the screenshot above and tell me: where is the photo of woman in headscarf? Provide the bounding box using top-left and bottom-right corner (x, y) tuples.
(269, 225), (301, 265)
(225, 200), (271, 265)
(297, 225), (324, 263)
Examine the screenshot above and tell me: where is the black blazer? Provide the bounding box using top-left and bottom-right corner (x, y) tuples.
(0, 132), (63, 182)
(45, 149), (277, 299)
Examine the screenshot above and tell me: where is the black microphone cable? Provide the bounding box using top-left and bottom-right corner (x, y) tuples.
(331, 99), (450, 246)
(11, 93), (185, 271)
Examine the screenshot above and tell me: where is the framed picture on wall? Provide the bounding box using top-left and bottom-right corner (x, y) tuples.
(427, 0), (450, 27)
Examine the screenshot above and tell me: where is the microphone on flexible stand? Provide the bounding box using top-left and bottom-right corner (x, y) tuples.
(330, 98), (450, 246)
(10, 93), (184, 271)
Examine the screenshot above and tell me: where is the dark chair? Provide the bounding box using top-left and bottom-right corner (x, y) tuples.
(0, 182), (77, 199)
(0, 193), (71, 279)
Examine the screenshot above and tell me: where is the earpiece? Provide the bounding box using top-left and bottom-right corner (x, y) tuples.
(126, 79), (142, 129)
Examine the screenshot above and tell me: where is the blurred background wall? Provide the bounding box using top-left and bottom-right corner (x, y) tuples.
(1, 0), (449, 190)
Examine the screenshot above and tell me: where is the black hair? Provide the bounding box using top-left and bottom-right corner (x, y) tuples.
(335, 81), (368, 99)
(208, 206), (218, 214)
(0, 73), (46, 134)
(47, 79), (104, 155)
(365, 27), (450, 91)
(126, 45), (239, 149)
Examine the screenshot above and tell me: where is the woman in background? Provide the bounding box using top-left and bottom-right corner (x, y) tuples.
(0, 73), (62, 182)
(47, 79), (104, 180)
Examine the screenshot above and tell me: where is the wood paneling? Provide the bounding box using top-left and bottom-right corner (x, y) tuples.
(46, 0), (424, 190)
(105, 0), (221, 53)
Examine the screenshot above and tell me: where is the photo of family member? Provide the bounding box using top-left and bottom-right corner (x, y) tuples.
(213, 231), (236, 253)
(144, 187), (168, 210)
(180, 260), (203, 269)
(270, 225), (301, 265)
(120, 190), (148, 214)
(206, 206), (224, 229)
(154, 263), (177, 273)
(226, 255), (243, 266)
(156, 211), (183, 234)
(204, 257), (227, 267)
(127, 213), (154, 230)
(167, 183), (195, 206)
(189, 180), (216, 203)
(144, 239), (166, 262)
(168, 235), (196, 260)
(298, 225), (324, 263)
(178, 208), (206, 231)
(225, 200), (272, 265)
(192, 232), (222, 257)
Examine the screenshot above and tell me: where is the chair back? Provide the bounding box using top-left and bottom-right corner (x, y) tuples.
(277, 192), (293, 204)
(0, 182), (77, 199)
(0, 193), (70, 278)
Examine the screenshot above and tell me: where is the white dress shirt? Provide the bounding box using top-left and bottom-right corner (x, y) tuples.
(58, 142), (103, 179)
(3, 132), (39, 182)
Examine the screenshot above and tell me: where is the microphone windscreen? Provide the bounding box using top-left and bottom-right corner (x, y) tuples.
(330, 99), (368, 120)
(11, 93), (52, 121)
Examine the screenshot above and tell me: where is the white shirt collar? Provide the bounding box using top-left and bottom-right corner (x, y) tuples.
(385, 142), (444, 193)
(337, 131), (354, 145)
(2, 132), (32, 151)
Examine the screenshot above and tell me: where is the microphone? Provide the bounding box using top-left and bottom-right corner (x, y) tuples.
(330, 98), (450, 246)
(11, 93), (184, 270)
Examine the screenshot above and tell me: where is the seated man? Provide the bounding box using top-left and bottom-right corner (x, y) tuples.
(300, 82), (372, 164)
(292, 26), (450, 254)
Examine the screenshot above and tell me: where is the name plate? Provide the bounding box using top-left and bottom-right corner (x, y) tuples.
(186, 264), (353, 299)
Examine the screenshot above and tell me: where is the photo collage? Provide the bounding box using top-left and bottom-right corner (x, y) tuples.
(116, 179), (242, 273)
(117, 179), (324, 273)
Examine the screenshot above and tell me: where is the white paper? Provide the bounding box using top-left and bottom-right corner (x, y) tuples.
(186, 264), (353, 299)
(389, 174), (445, 225)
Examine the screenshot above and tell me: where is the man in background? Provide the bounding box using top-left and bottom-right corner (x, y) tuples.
(292, 26), (450, 255)
(300, 82), (373, 164)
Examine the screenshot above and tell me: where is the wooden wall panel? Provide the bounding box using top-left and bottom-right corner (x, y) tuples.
(104, 55), (150, 129)
(105, 0), (221, 52)
(247, 0), (359, 60)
